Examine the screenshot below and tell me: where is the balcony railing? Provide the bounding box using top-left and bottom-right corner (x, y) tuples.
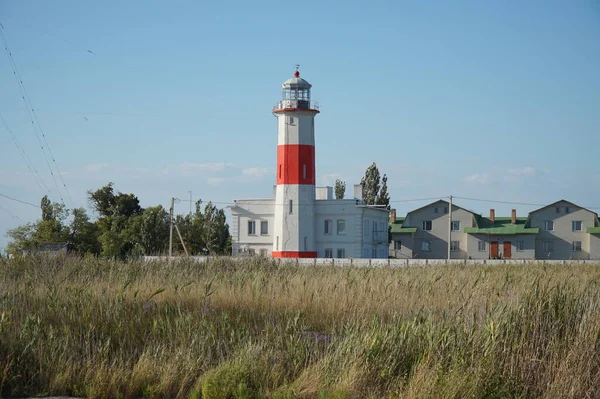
(273, 100), (320, 112)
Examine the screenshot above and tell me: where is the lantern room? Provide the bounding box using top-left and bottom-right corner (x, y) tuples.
(274, 69), (319, 112)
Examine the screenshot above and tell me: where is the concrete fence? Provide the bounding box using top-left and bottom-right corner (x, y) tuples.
(143, 256), (600, 267)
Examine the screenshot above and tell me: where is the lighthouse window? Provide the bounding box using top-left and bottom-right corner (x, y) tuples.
(279, 165), (282, 179)
(289, 200), (293, 214)
(303, 164), (307, 180)
(289, 116), (294, 124)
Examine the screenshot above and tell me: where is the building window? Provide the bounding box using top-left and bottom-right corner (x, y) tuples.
(434, 207), (438, 214)
(337, 219), (346, 235)
(543, 241), (554, 252)
(324, 248), (333, 258)
(337, 248), (345, 258)
(451, 220), (460, 231)
(450, 241), (460, 252)
(421, 240), (432, 252)
(289, 199), (293, 214)
(302, 164), (307, 180)
(371, 248), (377, 258)
(260, 221), (268, 235)
(422, 221), (432, 231)
(556, 207), (560, 214)
(572, 221), (582, 232)
(248, 220), (256, 235)
(565, 207), (570, 214)
(478, 241), (486, 252)
(544, 221), (554, 231)
(572, 241), (582, 251)
(444, 207), (448, 213)
(324, 219), (332, 235)
(516, 241), (524, 251)
(394, 240), (402, 250)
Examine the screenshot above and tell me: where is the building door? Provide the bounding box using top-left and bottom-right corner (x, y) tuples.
(503, 242), (512, 259)
(490, 241), (499, 258)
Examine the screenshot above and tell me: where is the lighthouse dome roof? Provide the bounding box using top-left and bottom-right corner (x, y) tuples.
(282, 71), (312, 89)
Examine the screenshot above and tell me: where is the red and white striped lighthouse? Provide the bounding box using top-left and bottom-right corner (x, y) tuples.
(271, 68), (320, 258)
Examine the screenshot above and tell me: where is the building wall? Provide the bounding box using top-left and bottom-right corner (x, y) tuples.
(404, 201), (474, 259)
(529, 201), (595, 259)
(273, 184), (316, 254)
(231, 200), (275, 256)
(590, 234), (600, 260)
(313, 200), (388, 258)
(466, 234), (535, 260)
(389, 234), (414, 258)
(231, 198), (388, 258)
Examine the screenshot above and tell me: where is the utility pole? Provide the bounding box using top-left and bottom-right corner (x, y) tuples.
(169, 197), (174, 258)
(448, 195), (453, 260)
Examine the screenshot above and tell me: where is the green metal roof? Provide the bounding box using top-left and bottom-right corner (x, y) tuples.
(587, 227), (600, 234)
(465, 216), (539, 235)
(389, 217), (417, 234)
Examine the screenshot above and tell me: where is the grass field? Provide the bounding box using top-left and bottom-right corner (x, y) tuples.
(1, 256), (599, 398)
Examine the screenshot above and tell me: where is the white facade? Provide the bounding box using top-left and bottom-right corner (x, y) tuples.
(231, 191), (390, 258)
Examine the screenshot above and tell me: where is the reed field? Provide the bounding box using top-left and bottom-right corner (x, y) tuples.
(1, 256), (599, 399)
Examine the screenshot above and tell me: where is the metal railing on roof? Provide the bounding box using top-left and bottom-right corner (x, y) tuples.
(273, 100), (320, 112)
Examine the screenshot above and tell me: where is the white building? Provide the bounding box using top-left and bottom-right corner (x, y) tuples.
(230, 69), (389, 259)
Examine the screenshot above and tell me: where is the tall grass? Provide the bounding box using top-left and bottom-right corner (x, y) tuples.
(1, 256), (599, 398)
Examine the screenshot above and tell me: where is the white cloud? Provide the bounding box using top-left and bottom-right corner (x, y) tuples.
(242, 167), (269, 178)
(507, 166), (536, 176)
(464, 173), (490, 184)
(85, 163), (109, 172)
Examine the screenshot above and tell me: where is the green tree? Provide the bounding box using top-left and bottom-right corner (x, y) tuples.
(334, 179), (346, 199)
(88, 183), (144, 257)
(376, 174), (390, 206)
(69, 208), (100, 254)
(360, 162), (390, 206)
(200, 201), (230, 255)
(6, 223), (37, 254)
(137, 205), (169, 255)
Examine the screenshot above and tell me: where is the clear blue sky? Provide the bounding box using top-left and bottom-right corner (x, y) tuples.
(1, 0), (599, 251)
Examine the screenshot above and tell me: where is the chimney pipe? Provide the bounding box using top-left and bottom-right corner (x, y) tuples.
(490, 209), (495, 223)
(511, 209), (517, 224)
(390, 209), (396, 223)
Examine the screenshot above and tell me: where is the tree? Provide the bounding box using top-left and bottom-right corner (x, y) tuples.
(360, 162), (390, 206)
(69, 208), (101, 254)
(137, 205), (169, 255)
(199, 201), (230, 255)
(376, 174), (390, 206)
(334, 179), (346, 199)
(87, 183), (144, 257)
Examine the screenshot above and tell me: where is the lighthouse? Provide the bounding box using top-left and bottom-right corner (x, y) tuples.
(271, 68), (319, 258)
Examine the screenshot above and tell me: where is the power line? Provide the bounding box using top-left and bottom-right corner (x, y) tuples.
(0, 193), (40, 208)
(0, 24), (74, 207)
(0, 112), (52, 195)
(0, 203), (25, 222)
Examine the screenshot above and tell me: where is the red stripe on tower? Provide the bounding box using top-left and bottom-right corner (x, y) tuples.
(276, 145), (315, 185)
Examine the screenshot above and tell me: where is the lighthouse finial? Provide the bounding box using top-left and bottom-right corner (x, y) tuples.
(294, 64), (300, 77)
